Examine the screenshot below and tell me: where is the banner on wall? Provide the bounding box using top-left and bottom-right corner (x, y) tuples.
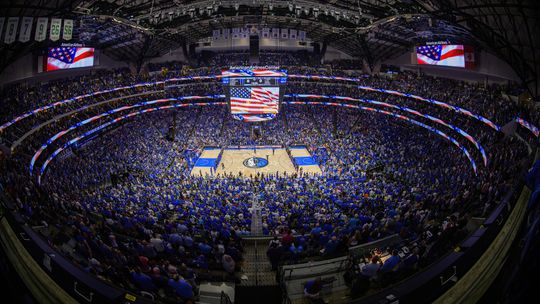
(212, 29), (220, 40)
(262, 28), (270, 38)
(241, 28), (248, 39)
(49, 18), (62, 41)
(18, 17), (33, 42)
(290, 29), (297, 39)
(232, 27), (240, 39)
(280, 29), (289, 39)
(298, 31), (306, 41)
(4, 17), (19, 44)
(464, 45), (475, 69)
(271, 28), (279, 39)
(0, 18), (5, 41)
(62, 19), (73, 40)
(35, 17), (48, 41)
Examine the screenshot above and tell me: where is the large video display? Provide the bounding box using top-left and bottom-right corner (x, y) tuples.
(416, 44), (465, 68)
(47, 47), (95, 71)
(230, 86), (279, 115)
(222, 67), (287, 122)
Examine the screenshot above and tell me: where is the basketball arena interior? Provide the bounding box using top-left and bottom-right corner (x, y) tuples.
(0, 1), (539, 304)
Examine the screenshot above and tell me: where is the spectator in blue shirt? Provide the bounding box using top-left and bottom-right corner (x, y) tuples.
(380, 250), (401, 273)
(131, 267), (156, 292)
(304, 277), (325, 303)
(168, 275), (194, 300)
(361, 256), (382, 279)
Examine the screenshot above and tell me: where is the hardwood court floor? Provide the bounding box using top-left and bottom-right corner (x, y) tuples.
(190, 148), (221, 177)
(289, 147), (323, 175)
(216, 148), (296, 177)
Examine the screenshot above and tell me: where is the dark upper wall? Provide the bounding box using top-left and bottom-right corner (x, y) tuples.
(0, 51), (128, 86)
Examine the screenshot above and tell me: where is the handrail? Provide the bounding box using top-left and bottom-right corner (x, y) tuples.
(348, 233), (402, 257)
(350, 151), (535, 304)
(0, 189), (153, 304)
(220, 290), (233, 304)
(0, 217), (78, 304)
(432, 149), (538, 304)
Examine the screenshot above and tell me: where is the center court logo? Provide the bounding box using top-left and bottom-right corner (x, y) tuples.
(243, 157), (269, 168)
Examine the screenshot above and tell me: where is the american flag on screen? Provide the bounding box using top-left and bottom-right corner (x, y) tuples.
(416, 44), (464, 67)
(230, 87), (279, 114)
(47, 47), (95, 71)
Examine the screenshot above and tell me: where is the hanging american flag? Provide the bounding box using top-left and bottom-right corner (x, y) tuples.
(416, 44), (465, 67)
(230, 87), (279, 114)
(47, 47), (95, 71)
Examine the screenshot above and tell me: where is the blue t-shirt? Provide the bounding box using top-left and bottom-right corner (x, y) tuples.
(198, 242), (212, 254)
(304, 280), (321, 294)
(324, 240), (338, 254)
(168, 278), (194, 299)
(381, 255), (400, 272)
(132, 272), (155, 291)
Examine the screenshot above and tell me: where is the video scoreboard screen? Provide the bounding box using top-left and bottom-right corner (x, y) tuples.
(415, 43), (475, 69)
(222, 67), (287, 122)
(47, 47), (95, 71)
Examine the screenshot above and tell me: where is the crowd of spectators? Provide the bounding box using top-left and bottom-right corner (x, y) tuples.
(0, 51), (537, 301)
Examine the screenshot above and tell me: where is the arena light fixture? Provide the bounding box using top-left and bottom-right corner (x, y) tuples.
(110, 16), (152, 33)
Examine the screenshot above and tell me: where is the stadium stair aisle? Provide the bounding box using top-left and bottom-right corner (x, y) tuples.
(219, 108), (227, 137)
(306, 106), (323, 136)
(283, 105), (290, 131)
(238, 239), (279, 280)
(250, 199), (263, 235)
(188, 107), (203, 140)
(236, 239), (281, 303)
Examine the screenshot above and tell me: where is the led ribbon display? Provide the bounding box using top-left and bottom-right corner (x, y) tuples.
(30, 95), (223, 174)
(3, 74), (501, 135)
(287, 94), (487, 167)
(36, 101), (226, 185)
(1, 76), (217, 133)
(36, 99), (478, 185)
(2, 74), (511, 136)
(287, 74), (501, 132)
(285, 100), (477, 175)
(516, 117), (540, 138)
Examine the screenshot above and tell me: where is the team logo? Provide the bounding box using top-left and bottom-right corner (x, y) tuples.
(243, 157), (269, 168)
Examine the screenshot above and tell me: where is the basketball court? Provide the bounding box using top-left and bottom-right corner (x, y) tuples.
(190, 146), (322, 177)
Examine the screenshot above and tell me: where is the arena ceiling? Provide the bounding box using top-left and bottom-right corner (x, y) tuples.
(0, 0), (539, 96)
